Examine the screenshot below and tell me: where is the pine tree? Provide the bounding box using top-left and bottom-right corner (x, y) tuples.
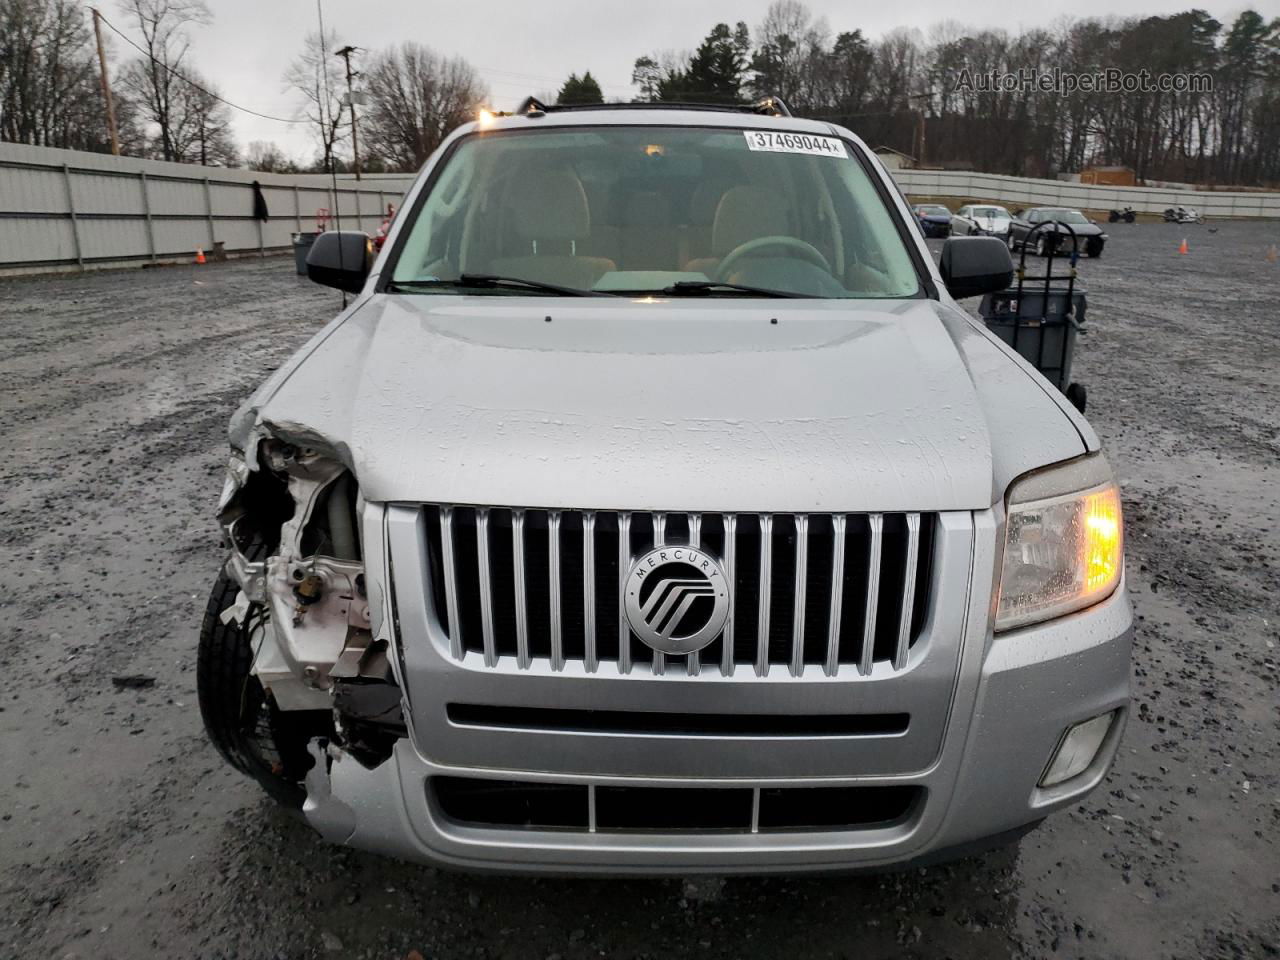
(683, 23), (751, 103)
(556, 72), (605, 105)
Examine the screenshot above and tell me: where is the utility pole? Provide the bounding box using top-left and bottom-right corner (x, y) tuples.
(335, 45), (361, 181)
(907, 90), (931, 168)
(91, 8), (120, 156)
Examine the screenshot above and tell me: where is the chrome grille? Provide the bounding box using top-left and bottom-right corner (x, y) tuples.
(421, 507), (936, 678)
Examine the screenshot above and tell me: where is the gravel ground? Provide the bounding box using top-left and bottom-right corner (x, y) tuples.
(1, 222), (1277, 960)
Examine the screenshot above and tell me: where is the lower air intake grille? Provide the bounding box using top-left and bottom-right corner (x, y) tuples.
(430, 777), (924, 833)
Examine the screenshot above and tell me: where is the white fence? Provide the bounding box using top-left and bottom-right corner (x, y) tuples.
(1, 142), (1276, 277)
(896, 168), (1280, 219)
(0, 141), (416, 275)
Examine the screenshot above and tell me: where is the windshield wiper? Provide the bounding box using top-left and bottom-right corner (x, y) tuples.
(388, 274), (616, 297)
(659, 280), (807, 299)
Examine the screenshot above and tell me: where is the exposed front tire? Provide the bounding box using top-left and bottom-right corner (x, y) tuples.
(197, 559), (330, 807)
(1087, 239), (1104, 258)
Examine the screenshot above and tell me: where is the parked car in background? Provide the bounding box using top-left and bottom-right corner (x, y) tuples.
(1008, 208), (1108, 258)
(952, 204), (1013, 237)
(913, 203), (953, 237)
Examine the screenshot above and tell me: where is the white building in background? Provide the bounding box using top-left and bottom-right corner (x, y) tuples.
(873, 146), (917, 170)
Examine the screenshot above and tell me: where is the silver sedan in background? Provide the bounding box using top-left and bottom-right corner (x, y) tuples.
(953, 204), (1013, 237)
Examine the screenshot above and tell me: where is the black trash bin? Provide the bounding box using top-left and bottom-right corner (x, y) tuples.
(978, 220), (1090, 412)
(979, 282), (1087, 393)
(292, 232), (318, 275)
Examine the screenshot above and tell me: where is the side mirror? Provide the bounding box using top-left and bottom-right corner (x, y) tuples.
(306, 231), (372, 293)
(939, 236), (1014, 299)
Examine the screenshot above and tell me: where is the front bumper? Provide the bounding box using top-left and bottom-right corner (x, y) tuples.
(1037, 232), (1106, 253)
(304, 508), (1132, 874)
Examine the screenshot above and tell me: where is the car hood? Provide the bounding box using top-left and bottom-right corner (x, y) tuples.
(232, 295), (1086, 512)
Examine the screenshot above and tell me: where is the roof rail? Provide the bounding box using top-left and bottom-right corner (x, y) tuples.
(509, 96), (794, 118)
(516, 96), (551, 115)
(752, 97), (792, 117)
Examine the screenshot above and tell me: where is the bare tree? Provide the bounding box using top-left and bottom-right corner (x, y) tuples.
(283, 29), (346, 169)
(170, 73), (235, 165)
(362, 43), (486, 171)
(0, 0), (142, 151)
(119, 55), (232, 163)
(870, 28), (921, 114)
(116, 0), (211, 161)
(245, 140), (298, 173)
(750, 0), (829, 105)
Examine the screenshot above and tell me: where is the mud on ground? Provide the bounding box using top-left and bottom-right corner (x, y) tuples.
(0, 222), (1276, 959)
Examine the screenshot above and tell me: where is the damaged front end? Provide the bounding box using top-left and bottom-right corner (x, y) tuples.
(217, 429), (406, 779)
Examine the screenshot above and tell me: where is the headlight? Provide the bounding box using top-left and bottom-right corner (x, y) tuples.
(995, 456), (1123, 631)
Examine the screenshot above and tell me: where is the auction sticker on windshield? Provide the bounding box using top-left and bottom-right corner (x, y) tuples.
(743, 130), (848, 158)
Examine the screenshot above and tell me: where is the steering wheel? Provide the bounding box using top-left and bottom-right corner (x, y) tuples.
(717, 236), (832, 281)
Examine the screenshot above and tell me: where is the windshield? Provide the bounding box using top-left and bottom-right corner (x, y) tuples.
(388, 126), (921, 299)
(973, 207), (1010, 219)
(1041, 209), (1089, 224)
(917, 205), (949, 215)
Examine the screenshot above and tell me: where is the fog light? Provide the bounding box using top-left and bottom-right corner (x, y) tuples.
(1040, 712), (1115, 787)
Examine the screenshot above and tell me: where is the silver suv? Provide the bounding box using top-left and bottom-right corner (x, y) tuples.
(202, 101), (1132, 874)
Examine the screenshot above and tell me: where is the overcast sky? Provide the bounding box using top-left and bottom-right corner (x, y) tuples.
(110, 0), (1263, 161)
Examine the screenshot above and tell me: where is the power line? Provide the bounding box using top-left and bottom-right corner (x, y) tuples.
(92, 8), (306, 124)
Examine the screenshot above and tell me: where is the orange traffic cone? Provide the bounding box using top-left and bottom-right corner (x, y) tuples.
(1178, 238), (1188, 255)
(1267, 244), (1278, 263)
(195, 245), (206, 264)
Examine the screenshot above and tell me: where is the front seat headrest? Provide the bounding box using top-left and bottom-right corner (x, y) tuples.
(712, 186), (790, 255)
(509, 170), (591, 242)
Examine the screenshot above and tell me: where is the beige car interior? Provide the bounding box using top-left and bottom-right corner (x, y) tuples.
(683, 185), (793, 278)
(411, 149), (905, 296)
(475, 169), (617, 290)
(459, 167), (819, 285)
